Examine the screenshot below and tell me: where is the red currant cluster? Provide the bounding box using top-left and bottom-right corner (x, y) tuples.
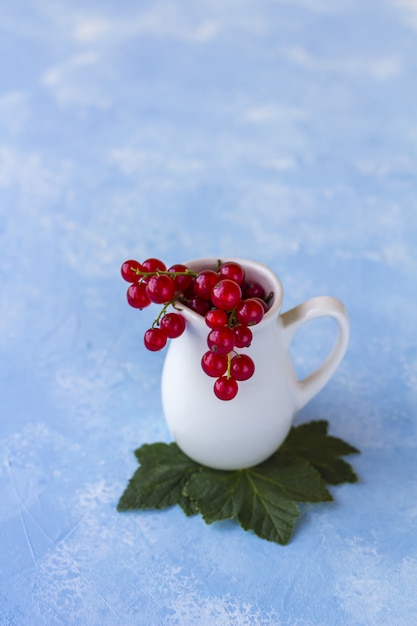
(121, 258), (272, 401)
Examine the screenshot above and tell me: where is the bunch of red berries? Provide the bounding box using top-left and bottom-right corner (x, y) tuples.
(121, 258), (272, 401)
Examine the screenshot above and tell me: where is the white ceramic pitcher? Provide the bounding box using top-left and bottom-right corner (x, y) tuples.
(161, 258), (349, 470)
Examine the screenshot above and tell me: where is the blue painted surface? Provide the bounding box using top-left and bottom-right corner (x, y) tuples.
(1, 0), (417, 624)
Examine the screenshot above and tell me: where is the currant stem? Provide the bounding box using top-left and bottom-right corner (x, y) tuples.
(265, 291), (274, 305)
(227, 308), (238, 328)
(226, 352), (232, 379)
(152, 302), (173, 328)
(133, 268), (198, 279)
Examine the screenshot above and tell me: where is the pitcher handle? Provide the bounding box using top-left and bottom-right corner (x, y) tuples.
(281, 296), (350, 411)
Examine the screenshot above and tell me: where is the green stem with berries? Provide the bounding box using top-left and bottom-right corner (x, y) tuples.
(134, 268), (197, 280)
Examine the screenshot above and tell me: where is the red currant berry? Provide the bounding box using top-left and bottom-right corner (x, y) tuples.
(146, 274), (176, 304)
(207, 327), (235, 355)
(168, 264), (193, 291)
(127, 283), (151, 308)
(230, 354), (255, 381)
(186, 296), (212, 316)
(194, 270), (219, 299)
(233, 325), (253, 348)
(211, 279), (242, 310)
(142, 258), (166, 273)
(205, 309), (228, 329)
(252, 296), (269, 313)
(235, 298), (264, 325)
(159, 312), (186, 338)
(181, 281), (196, 298)
(144, 328), (167, 351)
(218, 261), (245, 285)
(201, 351), (228, 377)
(214, 376), (238, 401)
(121, 259), (143, 283)
(242, 281), (266, 300)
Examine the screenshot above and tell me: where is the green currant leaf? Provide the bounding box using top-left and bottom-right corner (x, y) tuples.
(239, 457), (331, 544)
(237, 489), (299, 546)
(248, 454), (333, 503)
(117, 421), (360, 545)
(183, 469), (248, 522)
(184, 467), (299, 545)
(117, 443), (200, 511)
(280, 420), (360, 485)
(183, 456), (332, 545)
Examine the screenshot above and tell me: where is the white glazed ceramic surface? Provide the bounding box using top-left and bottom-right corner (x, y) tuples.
(161, 258), (350, 470)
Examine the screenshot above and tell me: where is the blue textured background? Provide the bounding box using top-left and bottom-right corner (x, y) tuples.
(1, 1), (417, 624)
